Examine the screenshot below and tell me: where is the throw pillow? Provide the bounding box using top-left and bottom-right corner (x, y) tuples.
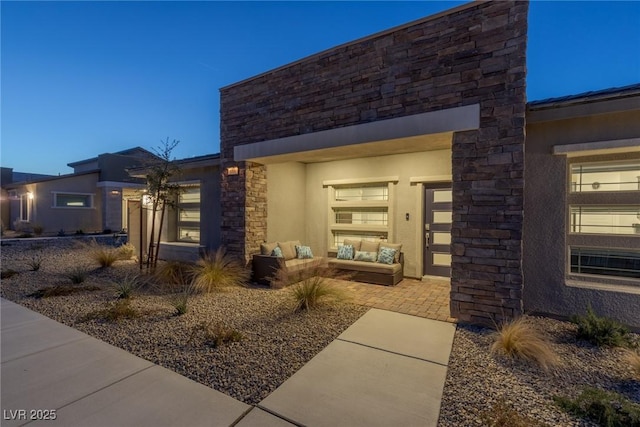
(337, 245), (354, 260)
(380, 242), (402, 263)
(343, 238), (362, 252)
(260, 242), (278, 255)
(360, 240), (380, 253)
(277, 241), (298, 260)
(377, 247), (397, 265)
(354, 250), (377, 262)
(271, 246), (284, 258)
(295, 245), (314, 259)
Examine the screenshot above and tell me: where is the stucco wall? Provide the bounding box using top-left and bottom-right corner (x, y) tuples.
(266, 149), (452, 278)
(524, 109), (640, 328)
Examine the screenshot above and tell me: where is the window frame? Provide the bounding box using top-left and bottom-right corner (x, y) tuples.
(176, 184), (201, 244)
(19, 193), (32, 222)
(52, 191), (94, 209)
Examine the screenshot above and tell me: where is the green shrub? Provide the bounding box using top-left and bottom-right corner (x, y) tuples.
(169, 285), (194, 316)
(155, 260), (193, 290)
(481, 398), (550, 427)
(113, 274), (139, 299)
(27, 253), (43, 271)
(571, 306), (636, 348)
(28, 285), (100, 298)
(1, 269), (19, 279)
(555, 387), (640, 427)
(190, 248), (250, 293)
(66, 266), (89, 284)
(490, 316), (559, 371)
(188, 320), (243, 347)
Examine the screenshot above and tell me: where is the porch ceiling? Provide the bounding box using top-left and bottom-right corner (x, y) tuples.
(245, 131), (453, 165)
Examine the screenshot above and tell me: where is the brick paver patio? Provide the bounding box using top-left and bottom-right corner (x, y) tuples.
(330, 277), (456, 323)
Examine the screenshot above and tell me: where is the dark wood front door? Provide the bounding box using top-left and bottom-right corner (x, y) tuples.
(423, 185), (452, 277)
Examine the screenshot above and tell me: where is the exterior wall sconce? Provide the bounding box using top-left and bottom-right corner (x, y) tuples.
(226, 166), (239, 176)
(110, 190), (120, 195)
(142, 194), (153, 206)
(27, 192), (34, 200)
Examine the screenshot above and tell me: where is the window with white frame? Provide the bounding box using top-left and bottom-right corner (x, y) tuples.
(327, 181), (393, 248)
(19, 193), (32, 222)
(177, 186), (200, 243)
(53, 192), (94, 208)
(568, 159), (640, 280)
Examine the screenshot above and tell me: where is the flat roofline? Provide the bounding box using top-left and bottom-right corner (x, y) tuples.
(220, 1), (476, 91)
(4, 170), (99, 188)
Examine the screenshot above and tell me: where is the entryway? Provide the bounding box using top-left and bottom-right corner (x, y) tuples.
(423, 185), (452, 277)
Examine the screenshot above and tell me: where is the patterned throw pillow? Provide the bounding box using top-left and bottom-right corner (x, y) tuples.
(377, 247), (397, 265)
(354, 251), (377, 262)
(271, 246), (284, 258)
(337, 245), (354, 260)
(295, 245), (314, 259)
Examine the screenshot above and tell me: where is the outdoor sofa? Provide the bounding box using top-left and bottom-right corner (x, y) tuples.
(327, 239), (404, 286)
(251, 240), (324, 286)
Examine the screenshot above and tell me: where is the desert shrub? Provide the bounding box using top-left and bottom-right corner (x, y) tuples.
(117, 243), (136, 260)
(113, 274), (139, 299)
(85, 299), (139, 322)
(188, 320), (243, 347)
(169, 284), (195, 316)
(490, 316), (558, 371)
(190, 248), (250, 293)
(1, 269), (19, 279)
(571, 306), (636, 348)
(32, 224), (44, 236)
(481, 398), (550, 427)
(155, 260), (193, 290)
(66, 266), (89, 284)
(81, 240), (120, 268)
(625, 349), (640, 380)
(554, 387), (640, 427)
(27, 253), (43, 271)
(18, 232), (33, 238)
(290, 273), (346, 312)
(28, 285), (100, 299)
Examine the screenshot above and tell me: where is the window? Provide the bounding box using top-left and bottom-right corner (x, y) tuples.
(19, 193), (32, 222)
(567, 159), (640, 281)
(177, 186), (200, 243)
(328, 182), (393, 248)
(53, 192), (93, 208)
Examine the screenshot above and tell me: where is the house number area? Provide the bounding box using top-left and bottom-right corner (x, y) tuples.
(3, 409), (57, 421)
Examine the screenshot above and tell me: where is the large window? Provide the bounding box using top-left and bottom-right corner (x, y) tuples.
(327, 181), (394, 248)
(53, 192), (93, 208)
(567, 159), (640, 281)
(177, 186), (200, 243)
(20, 193), (32, 222)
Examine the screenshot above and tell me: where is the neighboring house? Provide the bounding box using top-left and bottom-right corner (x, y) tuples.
(216, 1), (640, 327)
(1, 147), (155, 235)
(127, 154), (221, 262)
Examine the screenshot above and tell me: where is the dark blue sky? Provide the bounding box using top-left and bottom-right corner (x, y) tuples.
(2, 1), (639, 175)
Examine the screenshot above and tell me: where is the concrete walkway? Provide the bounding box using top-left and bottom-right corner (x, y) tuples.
(1, 299), (456, 427)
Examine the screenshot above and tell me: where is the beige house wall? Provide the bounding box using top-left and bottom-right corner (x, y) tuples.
(267, 149), (452, 278)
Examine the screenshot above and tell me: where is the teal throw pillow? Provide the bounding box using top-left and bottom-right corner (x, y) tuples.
(377, 247), (397, 265)
(271, 246), (284, 258)
(295, 245), (314, 259)
(354, 250), (377, 262)
(337, 245), (354, 260)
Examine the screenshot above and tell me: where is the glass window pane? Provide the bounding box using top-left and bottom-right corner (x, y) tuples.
(571, 247), (640, 279)
(179, 227), (200, 242)
(333, 231), (388, 247)
(433, 190), (452, 203)
(56, 194), (91, 207)
(570, 206), (640, 235)
(433, 210), (452, 224)
(335, 185), (388, 201)
(334, 208), (387, 225)
(179, 209), (200, 222)
(571, 161), (640, 193)
(432, 253), (452, 266)
(432, 232), (451, 245)
(179, 187), (200, 203)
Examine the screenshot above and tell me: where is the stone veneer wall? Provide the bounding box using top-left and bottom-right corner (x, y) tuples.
(220, 0), (528, 324)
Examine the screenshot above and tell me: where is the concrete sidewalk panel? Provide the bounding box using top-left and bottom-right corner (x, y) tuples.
(338, 308), (456, 365)
(1, 299), (50, 330)
(1, 338), (154, 424)
(236, 407), (297, 427)
(1, 318), (87, 363)
(29, 365), (249, 427)
(260, 340), (448, 427)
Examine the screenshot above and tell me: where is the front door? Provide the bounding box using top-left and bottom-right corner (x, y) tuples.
(423, 185), (452, 277)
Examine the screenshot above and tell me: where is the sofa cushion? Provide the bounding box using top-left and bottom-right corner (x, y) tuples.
(337, 244), (354, 260)
(360, 240), (380, 253)
(354, 250), (377, 262)
(277, 240), (300, 260)
(261, 242), (278, 255)
(343, 238), (362, 252)
(377, 247), (397, 265)
(296, 245), (314, 259)
(271, 246), (284, 258)
(380, 242), (403, 263)
(329, 258), (402, 275)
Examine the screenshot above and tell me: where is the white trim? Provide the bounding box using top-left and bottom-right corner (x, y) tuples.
(409, 175), (452, 184)
(566, 278), (640, 295)
(323, 176), (399, 187)
(235, 104), (479, 162)
(553, 138), (640, 157)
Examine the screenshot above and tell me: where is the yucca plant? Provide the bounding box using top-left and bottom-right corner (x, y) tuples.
(490, 316), (558, 371)
(66, 266), (89, 284)
(190, 248), (250, 293)
(113, 274), (139, 299)
(28, 253), (43, 271)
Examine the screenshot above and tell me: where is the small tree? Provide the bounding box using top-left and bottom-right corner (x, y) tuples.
(144, 138), (182, 272)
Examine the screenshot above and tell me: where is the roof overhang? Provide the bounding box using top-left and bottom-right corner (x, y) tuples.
(234, 103), (479, 165)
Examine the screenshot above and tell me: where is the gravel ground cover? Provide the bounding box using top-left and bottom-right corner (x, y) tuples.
(2, 238), (638, 424)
